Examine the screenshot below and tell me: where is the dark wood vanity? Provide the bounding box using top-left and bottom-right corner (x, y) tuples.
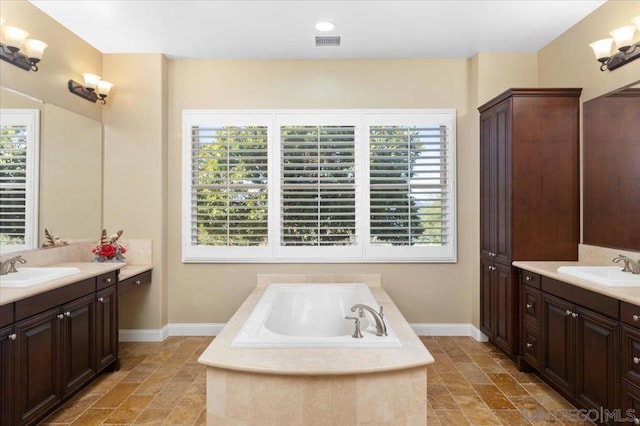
(515, 266), (640, 425)
(0, 268), (152, 425)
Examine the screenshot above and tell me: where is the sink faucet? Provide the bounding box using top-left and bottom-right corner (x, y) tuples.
(350, 304), (387, 336)
(613, 255), (640, 275)
(0, 256), (26, 275)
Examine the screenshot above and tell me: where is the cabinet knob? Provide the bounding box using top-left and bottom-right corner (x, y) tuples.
(8, 333), (16, 341)
(526, 303), (533, 310)
(525, 276), (532, 281)
(565, 310), (572, 316)
(634, 314), (640, 322)
(488, 266), (496, 271)
(134, 280), (141, 285)
(57, 314), (65, 320)
(526, 342), (533, 349)
(634, 357), (640, 365)
(97, 297), (105, 303)
(634, 417), (640, 425)
(105, 277), (112, 284)
(571, 312), (579, 319)
(65, 311), (71, 317)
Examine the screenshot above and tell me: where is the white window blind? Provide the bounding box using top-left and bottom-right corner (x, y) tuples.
(369, 125), (449, 245)
(0, 109), (39, 253)
(280, 124), (356, 247)
(182, 110), (456, 263)
(187, 122), (269, 251)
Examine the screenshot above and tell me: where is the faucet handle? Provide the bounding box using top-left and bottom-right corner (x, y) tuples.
(345, 316), (364, 339)
(378, 305), (384, 319)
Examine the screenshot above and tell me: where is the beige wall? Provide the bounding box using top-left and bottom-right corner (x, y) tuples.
(538, 0), (640, 102)
(0, 0), (103, 121)
(102, 54), (168, 329)
(168, 59), (478, 324)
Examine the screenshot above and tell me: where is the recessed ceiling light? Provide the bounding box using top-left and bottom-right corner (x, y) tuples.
(315, 21), (335, 32)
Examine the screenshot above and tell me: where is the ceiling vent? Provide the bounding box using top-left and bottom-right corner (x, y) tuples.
(315, 35), (341, 47)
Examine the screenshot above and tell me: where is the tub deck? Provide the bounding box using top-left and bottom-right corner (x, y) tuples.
(198, 279), (434, 375)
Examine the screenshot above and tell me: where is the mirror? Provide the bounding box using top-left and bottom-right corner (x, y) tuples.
(0, 86), (103, 249)
(583, 82), (640, 252)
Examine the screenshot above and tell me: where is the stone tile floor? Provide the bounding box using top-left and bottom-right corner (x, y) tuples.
(40, 336), (590, 425)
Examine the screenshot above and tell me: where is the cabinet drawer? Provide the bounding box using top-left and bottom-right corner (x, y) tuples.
(622, 325), (640, 387)
(520, 270), (541, 288)
(0, 303), (13, 328)
(15, 278), (95, 321)
(521, 326), (542, 370)
(119, 270), (151, 295)
(97, 271), (118, 291)
(521, 285), (541, 330)
(621, 302), (640, 329)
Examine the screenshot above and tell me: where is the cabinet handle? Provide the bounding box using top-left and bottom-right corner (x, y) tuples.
(565, 310), (572, 316)
(8, 333), (16, 341)
(57, 314), (65, 320)
(526, 303), (533, 309)
(525, 276), (532, 281)
(488, 266), (496, 271)
(634, 357), (640, 365)
(571, 312), (579, 319)
(105, 277), (112, 284)
(526, 342), (533, 349)
(97, 297), (105, 303)
(634, 315), (640, 322)
(134, 280), (141, 285)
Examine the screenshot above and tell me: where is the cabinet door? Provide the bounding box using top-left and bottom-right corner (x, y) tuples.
(15, 308), (62, 425)
(574, 306), (619, 413)
(61, 294), (96, 397)
(480, 111), (496, 258)
(492, 262), (515, 356)
(1, 325), (15, 426)
(479, 257), (494, 338)
(542, 293), (573, 396)
(96, 285), (119, 372)
(493, 100), (512, 264)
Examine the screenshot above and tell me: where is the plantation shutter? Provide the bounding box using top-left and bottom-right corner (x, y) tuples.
(189, 125), (268, 247)
(0, 109), (38, 252)
(369, 124), (449, 246)
(280, 124), (357, 247)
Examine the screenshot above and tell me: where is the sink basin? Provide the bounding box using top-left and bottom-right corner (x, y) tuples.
(557, 266), (640, 287)
(0, 267), (81, 288)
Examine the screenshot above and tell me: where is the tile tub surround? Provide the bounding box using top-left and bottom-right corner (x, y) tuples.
(198, 275), (434, 425)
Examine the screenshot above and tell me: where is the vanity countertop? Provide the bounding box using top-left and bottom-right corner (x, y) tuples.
(0, 262), (152, 306)
(513, 260), (640, 306)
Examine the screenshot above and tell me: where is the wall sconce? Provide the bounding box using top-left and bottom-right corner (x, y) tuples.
(589, 16), (640, 72)
(0, 18), (48, 71)
(68, 73), (114, 105)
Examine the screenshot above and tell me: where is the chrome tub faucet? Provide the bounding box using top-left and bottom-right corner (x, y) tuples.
(0, 255), (26, 275)
(350, 304), (387, 336)
(613, 254), (640, 274)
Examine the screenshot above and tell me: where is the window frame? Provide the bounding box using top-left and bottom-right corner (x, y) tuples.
(182, 109), (456, 263)
(0, 108), (40, 253)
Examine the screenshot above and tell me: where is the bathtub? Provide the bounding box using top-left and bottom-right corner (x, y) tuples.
(232, 283), (401, 348)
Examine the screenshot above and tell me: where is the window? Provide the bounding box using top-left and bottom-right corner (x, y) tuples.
(183, 110), (455, 262)
(0, 109), (39, 253)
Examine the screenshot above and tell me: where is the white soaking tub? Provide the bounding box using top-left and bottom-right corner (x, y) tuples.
(232, 284), (400, 348)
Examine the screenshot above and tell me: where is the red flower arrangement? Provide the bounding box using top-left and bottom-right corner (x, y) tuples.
(93, 229), (126, 262)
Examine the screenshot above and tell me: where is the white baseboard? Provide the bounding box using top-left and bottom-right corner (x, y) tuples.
(119, 325), (169, 342)
(410, 323), (488, 342)
(119, 322), (488, 343)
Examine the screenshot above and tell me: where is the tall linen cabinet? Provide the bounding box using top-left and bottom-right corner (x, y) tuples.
(478, 88), (581, 358)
